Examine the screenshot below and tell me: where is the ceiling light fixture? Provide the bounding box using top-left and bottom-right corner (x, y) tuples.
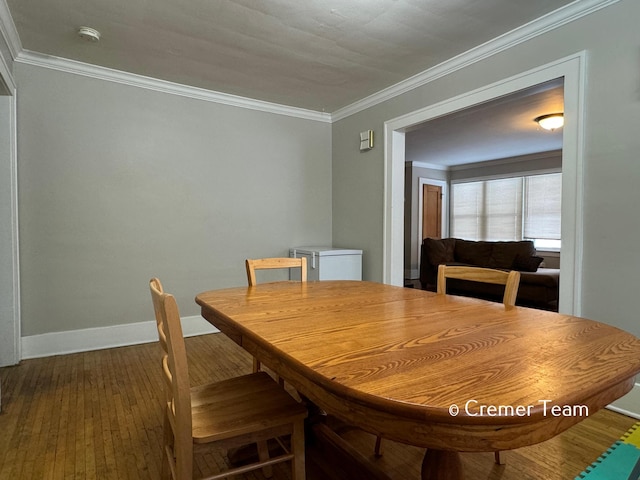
(534, 113), (564, 131)
(77, 26), (101, 42)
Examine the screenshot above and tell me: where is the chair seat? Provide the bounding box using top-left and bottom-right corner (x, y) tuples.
(191, 372), (308, 444)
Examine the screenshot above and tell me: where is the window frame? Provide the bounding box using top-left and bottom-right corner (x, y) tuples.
(450, 170), (562, 251)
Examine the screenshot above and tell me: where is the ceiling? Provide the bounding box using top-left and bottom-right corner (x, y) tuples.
(7, 0), (577, 113)
(406, 78), (565, 167)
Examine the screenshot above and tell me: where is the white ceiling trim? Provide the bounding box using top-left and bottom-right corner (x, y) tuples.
(0, 0), (16, 92)
(0, 0), (21, 60)
(331, 0), (618, 122)
(410, 161), (449, 171)
(0, 45), (14, 91)
(15, 50), (332, 122)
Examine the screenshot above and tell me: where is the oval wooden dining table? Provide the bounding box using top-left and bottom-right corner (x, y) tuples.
(195, 281), (640, 480)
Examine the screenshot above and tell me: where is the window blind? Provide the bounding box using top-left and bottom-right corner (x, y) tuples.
(451, 173), (561, 244)
(485, 178), (523, 241)
(451, 182), (482, 240)
(524, 173), (562, 240)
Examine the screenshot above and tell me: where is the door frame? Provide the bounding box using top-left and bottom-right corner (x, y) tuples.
(0, 56), (20, 367)
(417, 177), (448, 270)
(383, 52), (586, 316)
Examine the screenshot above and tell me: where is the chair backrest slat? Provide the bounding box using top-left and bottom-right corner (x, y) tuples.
(437, 265), (521, 309)
(245, 257), (308, 286)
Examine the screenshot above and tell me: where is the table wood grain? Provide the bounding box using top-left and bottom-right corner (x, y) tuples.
(196, 281), (640, 478)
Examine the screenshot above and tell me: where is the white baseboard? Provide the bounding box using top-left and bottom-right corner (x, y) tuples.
(404, 269), (420, 280)
(606, 382), (640, 420)
(20, 319), (640, 420)
(21, 316), (219, 360)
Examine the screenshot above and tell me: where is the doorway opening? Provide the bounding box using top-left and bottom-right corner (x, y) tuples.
(384, 52), (586, 315)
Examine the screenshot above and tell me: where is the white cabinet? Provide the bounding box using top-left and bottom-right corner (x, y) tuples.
(289, 247), (362, 281)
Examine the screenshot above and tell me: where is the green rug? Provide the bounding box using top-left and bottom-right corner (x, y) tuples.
(575, 422), (640, 480)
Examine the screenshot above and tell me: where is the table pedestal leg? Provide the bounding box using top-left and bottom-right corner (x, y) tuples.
(421, 449), (463, 480)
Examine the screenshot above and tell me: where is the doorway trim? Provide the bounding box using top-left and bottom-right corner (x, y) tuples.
(0, 52), (20, 367)
(383, 52), (586, 315)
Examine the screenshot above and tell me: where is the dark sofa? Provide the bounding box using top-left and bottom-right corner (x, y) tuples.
(420, 238), (559, 311)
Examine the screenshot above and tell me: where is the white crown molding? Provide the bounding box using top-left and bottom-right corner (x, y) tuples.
(411, 161), (449, 171)
(0, 0), (21, 60)
(15, 50), (332, 123)
(0, 35), (14, 92)
(332, 0), (619, 122)
(21, 315), (218, 359)
(0, 0), (20, 91)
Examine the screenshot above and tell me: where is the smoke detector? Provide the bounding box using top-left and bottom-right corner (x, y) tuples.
(78, 26), (101, 42)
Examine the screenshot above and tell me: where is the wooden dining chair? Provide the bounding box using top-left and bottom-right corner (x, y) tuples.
(149, 278), (307, 480)
(245, 257), (308, 287)
(438, 264), (520, 465)
(245, 257), (308, 374)
(436, 264), (521, 310)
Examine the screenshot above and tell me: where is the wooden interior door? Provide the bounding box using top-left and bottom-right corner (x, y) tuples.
(422, 184), (442, 239)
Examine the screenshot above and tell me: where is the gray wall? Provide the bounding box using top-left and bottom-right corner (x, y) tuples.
(332, 0), (640, 337)
(17, 63), (332, 336)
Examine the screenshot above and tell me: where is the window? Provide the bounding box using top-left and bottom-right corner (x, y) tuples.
(451, 173), (561, 250)
(524, 174), (562, 250)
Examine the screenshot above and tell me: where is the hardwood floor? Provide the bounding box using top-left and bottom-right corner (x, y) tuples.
(0, 333), (636, 479)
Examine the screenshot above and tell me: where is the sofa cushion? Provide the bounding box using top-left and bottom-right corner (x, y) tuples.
(520, 268), (559, 288)
(512, 254), (544, 272)
(424, 238), (456, 265)
(454, 240), (493, 266)
(489, 241), (537, 269)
